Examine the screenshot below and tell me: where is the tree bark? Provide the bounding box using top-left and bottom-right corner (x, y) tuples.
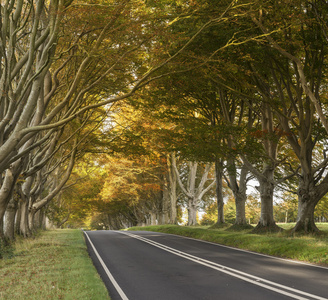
(161, 178), (170, 224)
(30, 145), (77, 218)
(18, 176), (34, 237)
(15, 201), (22, 235)
(254, 13), (328, 233)
(257, 178), (275, 227)
(187, 198), (198, 226)
(173, 157), (215, 226)
(253, 165), (281, 232)
(4, 197), (18, 241)
(150, 211), (157, 225)
(293, 200), (318, 233)
(235, 193), (247, 225)
(28, 209), (37, 233)
(167, 153), (178, 224)
(292, 175), (324, 233)
(215, 160), (224, 224)
(226, 162), (248, 226)
(19, 199), (32, 238)
(0, 169), (16, 241)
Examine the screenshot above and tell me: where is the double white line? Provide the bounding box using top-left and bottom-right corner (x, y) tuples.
(120, 231), (327, 300)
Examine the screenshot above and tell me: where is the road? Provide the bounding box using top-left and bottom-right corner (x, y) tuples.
(84, 230), (328, 300)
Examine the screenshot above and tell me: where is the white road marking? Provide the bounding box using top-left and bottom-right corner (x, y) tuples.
(120, 231), (328, 300)
(84, 231), (129, 300)
(168, 232), (328, 270)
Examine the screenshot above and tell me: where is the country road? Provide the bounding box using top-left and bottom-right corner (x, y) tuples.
(84, 230), (328, 300)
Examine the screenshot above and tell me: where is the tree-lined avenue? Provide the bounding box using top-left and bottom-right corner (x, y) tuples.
(85, 231), (328, 300)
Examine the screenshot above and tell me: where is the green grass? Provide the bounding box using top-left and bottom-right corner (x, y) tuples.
(127, 223), (328, 266)
(0, 229), (110, 300)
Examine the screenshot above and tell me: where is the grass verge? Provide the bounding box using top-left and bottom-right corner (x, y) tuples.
(127, 223), (328, 266)
(0, 229), (110, 300)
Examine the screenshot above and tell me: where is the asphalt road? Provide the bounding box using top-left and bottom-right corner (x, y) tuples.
(84, 230), (328, 300)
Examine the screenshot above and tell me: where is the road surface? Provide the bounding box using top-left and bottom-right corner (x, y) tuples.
(84, 230), (328, 300)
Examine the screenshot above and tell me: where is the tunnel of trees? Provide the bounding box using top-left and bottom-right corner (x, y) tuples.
(1, 0), (328, 248)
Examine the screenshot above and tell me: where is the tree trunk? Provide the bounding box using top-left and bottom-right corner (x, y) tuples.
(19, 200), (32, 238)
(161, 186), (170, 224)
(187, 198), (197, 226)
(170, 193), (178, 224)
(0, 202), (7, 243)
(28, 209), (37, 233)
(0, 169), (16, 242)
(253, 174), (281, 232)
(257, 181), (275, 226)
(30, 146), (77, 216)
(168, 153), (178, 224)
(235, 193), (247, 225)
(15, 201), (22, 235)
(292, 201), (317, 233)
(227, 162), (248, 226)
(285, 210), (288, 223)
(33, 210), (42, 230)
(215, 160), (224, 224)
(17, 175), (34, 237)
(292, 180), (320, 233)
(41, 209), (47, 230)
(4, 197), (18, 241)
(150, 211), (157, 225)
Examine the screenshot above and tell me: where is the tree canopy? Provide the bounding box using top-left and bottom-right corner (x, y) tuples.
(1, 0), (328, 245)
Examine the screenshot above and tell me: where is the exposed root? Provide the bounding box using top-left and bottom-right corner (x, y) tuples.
(226, 223), (254, 232)
(208, 222), (230, 230)
(291, 221), (320, 235)
(251, 222), (283, 234)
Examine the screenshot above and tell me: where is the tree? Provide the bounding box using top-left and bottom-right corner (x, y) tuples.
(102, 101), (180, 225)
(240, 102), (284, 232)
(1, 0), (242, 240)
(173, 155), (216, 225)
(166, 153), (179, 224)
(132, 0), (282, 230)
(251, 1), (328, 232)
(98, 155), (165, 227)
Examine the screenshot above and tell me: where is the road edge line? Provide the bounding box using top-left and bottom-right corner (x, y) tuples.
(150, 231), (328, 270)
(84, 231), (129, 300)
(121, 231), (327, 300)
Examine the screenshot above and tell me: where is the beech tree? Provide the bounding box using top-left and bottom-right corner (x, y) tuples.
(250, 0), (328, 232)
(172, 154), (216, 226)
(0, 0), (65, 241)
(134, 0), (284, 230)
(98, 154), (167, 227)
(166, 153), (179, 224)
(1, 0), (244, 241)
(102, 101), (181, 225)
(5, 0), (328, 238)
